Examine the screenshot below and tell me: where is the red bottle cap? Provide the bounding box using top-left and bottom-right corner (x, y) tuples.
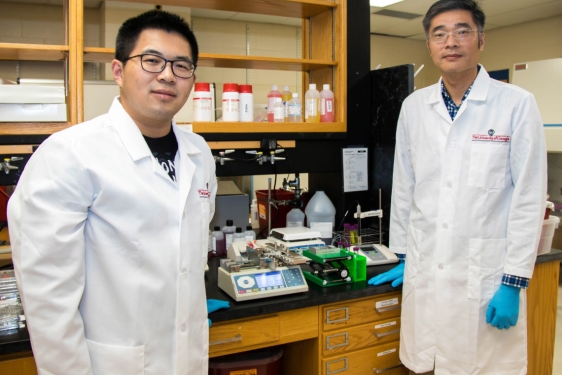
(223, 83), (238, 92)
(239, 84), (253, 93)
(194, 82), (210, 92)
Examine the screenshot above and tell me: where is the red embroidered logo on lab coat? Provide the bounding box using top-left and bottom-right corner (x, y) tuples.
(198, 189), (210, 198)
(472, 134), (510, 142)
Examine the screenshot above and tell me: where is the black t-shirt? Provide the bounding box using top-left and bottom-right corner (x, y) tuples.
(143, 128), (178, 182)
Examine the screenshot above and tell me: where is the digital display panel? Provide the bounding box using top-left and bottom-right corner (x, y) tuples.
(255, 271), (284, 288)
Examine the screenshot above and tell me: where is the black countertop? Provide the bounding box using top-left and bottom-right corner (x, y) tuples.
(2, 248), (561, 357)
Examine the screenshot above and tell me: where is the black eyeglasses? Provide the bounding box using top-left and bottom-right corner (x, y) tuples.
(123, 54), (196, 79)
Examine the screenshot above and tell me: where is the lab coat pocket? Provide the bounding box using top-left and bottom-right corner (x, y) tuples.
(201, 201), (211, 258)
(467, 238), (507, 300)
(403, 225), (422, 286)
(86, 339), (144, 375)
(467, 142), (509, 188)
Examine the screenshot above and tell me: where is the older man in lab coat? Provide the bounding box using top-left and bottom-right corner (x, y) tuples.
(8, 10), (220, 375)
(368, 1), (547, 374)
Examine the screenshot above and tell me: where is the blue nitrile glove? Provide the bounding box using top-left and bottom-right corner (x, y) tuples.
(207, 299), (230, 314)
(486, 284), (520, 330)
(367, 260), (405, 287)
(207, 299), (230, 328)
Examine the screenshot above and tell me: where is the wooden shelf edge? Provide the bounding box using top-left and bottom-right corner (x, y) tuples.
(83, 48), (335, 71)
(0, 43), (69, 62)
(192, 122), (346, 133)
(0, 123), (71, 135)
(114, 0), (335, 18)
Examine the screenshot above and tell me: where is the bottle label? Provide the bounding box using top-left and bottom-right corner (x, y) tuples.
(306, 98), (318, 117)
(274, 105), (284, 121)
(212, 237), (217, 251)
(193, 97), (213, 121)
(326, 98), (334, 113)
(288, 103), (302, 116)
(245, 235), (254, 241)
(287, 221), (303, 227)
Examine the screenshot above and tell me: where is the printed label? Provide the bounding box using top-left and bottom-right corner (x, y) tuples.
(472, 134), (510, 142)
(198, 189), (210, 198)
(258, 203), (267, 220)
(375, 321), (397, 329)
(377, 348), (396, 357)
(376, 298), (399, 309)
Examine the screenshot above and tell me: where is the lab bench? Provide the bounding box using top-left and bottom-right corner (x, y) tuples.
(1, 250), (561, 375)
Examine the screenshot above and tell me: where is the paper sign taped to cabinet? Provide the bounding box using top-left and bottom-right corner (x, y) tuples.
(376, 298), (399, 309)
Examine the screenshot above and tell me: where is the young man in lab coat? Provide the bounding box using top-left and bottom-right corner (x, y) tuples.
(368, 0), (547, 374)
(8, 10), (220, 375)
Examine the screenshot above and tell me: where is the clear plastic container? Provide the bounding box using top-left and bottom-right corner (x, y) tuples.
(286, 207), (305, 227)
(267, 85), (282, 123)
(320, 83), (335, 122)
(281, 85), (292, 122)
(305, 83), (320, 123)
(273, 97), (284, 122)
(305, 190), (336, 245)
(288, 93), (302, 122)
(211, 226), (226, 256)
(233, 227), (245, 243)
(245, 225), (256, 241)
(222, 220), (237, 250)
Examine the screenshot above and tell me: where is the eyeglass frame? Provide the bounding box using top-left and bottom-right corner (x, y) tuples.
(122, 53), (196, 79)
(429, 28), (479, 44)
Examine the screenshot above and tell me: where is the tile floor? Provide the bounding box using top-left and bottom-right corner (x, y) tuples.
(553, 271), (562, 375)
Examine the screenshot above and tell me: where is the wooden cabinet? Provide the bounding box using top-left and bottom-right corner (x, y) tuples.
(209, 305), (318, 358)
(0, 0), (347, 139)
(318, 293), (407, 375)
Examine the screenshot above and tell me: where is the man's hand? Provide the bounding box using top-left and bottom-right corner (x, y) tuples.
(207, 299), (230, 327)
(367, 260), (405, 287)
(486, 284), (520, 330)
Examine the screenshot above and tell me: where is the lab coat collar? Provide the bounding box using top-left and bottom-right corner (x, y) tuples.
(108, 97), (153, 162)
(427, 64), (489, 105)
(107, 97), (202, 161)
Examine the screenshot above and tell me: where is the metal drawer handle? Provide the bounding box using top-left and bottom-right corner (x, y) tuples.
(326, 307), (349, 324)
(326, 357), (348, 374)
(326, 332), (349, 350)
(374, 329), (400, 339)
(373, 362), (404, 374)
(209, 334), (242, 346)
(375, 305), (401, 313)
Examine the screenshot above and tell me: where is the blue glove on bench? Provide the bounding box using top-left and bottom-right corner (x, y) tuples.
(367, 260), (404, 288)
(207, 299), (230, 327)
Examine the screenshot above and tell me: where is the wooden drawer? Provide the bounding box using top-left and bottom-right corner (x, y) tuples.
(322, 316), (401, 357)
(209, 315), (280, 355)
(322, 341), (407, 375)
(322, 292), (402, 331)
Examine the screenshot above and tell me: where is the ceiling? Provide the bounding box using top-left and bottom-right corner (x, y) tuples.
(4, 0), (562, 39)
(370, 0), (562, 40)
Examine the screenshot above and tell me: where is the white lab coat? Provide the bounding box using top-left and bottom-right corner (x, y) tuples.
(390, 66), (547, 374)
(8, 98), (217, 375)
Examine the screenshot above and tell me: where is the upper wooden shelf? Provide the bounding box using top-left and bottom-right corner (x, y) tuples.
(83, 48), (336, 71)
(0, 43), (69, 62)
(112, 0), (335, 18)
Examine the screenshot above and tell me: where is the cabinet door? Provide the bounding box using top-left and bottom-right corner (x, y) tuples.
(322, 341), (407, 375)
(322, 317), (401, 357)
(209, 315), (280, 355)
(322, 293), (402, 331)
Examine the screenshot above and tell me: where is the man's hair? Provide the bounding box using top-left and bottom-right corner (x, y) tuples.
(115, 10), (199, 66)
(422, 0), (485, 38)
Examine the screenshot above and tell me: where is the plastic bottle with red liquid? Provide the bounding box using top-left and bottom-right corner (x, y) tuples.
(320, 84), (335, 122)
(267, 85), (282, 122)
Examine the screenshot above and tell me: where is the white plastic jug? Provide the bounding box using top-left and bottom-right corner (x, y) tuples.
(305, 191), (336, 245)
(286, 208), (305, 227)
